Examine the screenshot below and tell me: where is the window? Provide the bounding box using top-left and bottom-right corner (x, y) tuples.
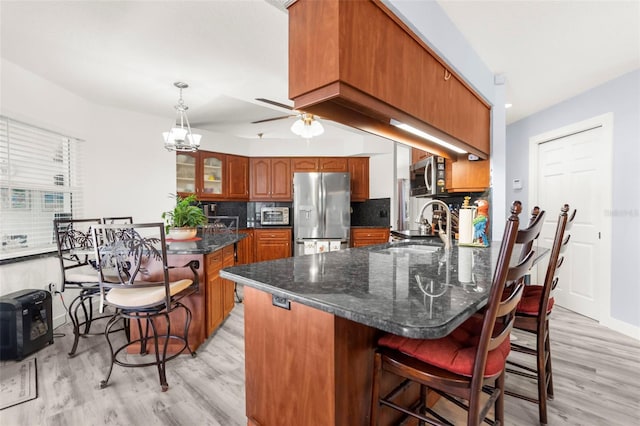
(0, 116), (84, 260)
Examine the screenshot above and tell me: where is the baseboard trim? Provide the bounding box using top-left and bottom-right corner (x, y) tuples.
(601, 315), (640, 341)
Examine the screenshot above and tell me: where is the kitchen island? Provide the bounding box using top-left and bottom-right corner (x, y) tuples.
(221, 240), (505, 425)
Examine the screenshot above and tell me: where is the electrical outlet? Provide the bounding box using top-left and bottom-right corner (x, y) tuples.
(47, 283), (57, 293)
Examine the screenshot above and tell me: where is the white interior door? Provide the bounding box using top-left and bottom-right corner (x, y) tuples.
(529, 114), (612, 322)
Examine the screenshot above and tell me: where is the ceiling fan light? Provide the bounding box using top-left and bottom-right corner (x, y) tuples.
(291, 113), (324, 138)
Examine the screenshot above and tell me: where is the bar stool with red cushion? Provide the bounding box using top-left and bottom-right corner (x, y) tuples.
(506, 204), (576, 425)
(370, 201), (544, 426)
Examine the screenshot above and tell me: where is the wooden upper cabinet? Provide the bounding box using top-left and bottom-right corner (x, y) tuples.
(288, 0), (490, 158)
(270, 158), (292, 200)
(199, 151), (225, 200)
(250, 157), (292, 201)
(226, 154), (249, 200)
(348, 157), (369, 202)
(411, 148), (431, 164)
(445, 157), (490, 193)
(319, 157), (348, 172)
(291, 157), (347, 172)
(291, 157), (318, 172)
(177, 151), (250, 201)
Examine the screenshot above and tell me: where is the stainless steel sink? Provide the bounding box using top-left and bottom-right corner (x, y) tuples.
(377, 244), (441, 255)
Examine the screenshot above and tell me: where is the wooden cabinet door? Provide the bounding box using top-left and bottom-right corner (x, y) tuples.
(205, 251), (224, 336)
(319, 157), (348, 172)
(445, 158), (490, 192)
(348, 157), (369, 201)
(236, 229), (255, 265)
(291, 157), (318, 172)
(222, 245), (236, 317)
(226, 154), (249, 200)
(250, 157), (271, 199)
(254, 229), (292, 262)
(269, 158), (292, 200)
(411, 148), (430, 165)
(350, 228), (390, 248)
(176, 152), (197, 197)
(199, 151), (225, 200)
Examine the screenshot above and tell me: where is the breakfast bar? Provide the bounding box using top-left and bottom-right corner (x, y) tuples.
(221, 241), (515, 426)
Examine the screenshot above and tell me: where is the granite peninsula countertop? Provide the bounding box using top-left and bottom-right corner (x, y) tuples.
(165, 232), (246, 255)
(220, 241), (513, 339)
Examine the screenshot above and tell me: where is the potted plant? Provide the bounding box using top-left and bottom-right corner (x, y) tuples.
(162, 194), (207, 240)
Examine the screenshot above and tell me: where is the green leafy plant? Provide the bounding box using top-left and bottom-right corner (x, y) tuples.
(161, 194), (207, 233)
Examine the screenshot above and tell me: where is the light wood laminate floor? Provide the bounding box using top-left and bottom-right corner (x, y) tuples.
(1, 291), (638, 425)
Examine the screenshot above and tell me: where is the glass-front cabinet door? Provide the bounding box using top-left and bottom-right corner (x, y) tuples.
(200, 152), (224, 199)
(176, 153), (197, 196)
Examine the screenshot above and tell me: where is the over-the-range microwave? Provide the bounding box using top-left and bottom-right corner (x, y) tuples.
(409, 156), (447, 197)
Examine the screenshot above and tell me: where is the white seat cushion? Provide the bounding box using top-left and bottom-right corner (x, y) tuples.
(105, 279), (193, 309)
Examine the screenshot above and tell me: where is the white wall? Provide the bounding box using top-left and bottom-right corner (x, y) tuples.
(0, 58), (397, 325)
(506, 69), (640, 332)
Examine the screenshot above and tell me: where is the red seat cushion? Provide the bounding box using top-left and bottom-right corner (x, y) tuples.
(516, 285), (555, 315)
(378, 316), (511, 378)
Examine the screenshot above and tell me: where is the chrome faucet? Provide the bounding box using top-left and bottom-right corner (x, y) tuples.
(418, 200), (452, 250)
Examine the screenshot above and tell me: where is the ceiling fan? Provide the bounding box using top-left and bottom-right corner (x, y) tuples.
(253, 98), (325, 138)
(251, 98), (298, 124)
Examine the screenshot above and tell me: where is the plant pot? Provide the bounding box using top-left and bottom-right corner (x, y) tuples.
(168, 227), (197, 240)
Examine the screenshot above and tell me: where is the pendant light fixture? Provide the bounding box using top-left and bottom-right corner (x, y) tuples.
(163, 82), (202, 152)
(290, 113), (324, 139)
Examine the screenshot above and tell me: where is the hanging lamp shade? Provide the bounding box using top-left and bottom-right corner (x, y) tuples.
(163, 82), (202, 152)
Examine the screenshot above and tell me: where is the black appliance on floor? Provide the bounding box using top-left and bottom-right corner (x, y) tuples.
(0, 289), (54, 360)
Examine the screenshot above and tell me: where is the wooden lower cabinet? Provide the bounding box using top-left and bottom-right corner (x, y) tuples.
(206, 245), (236, 335)
(236, 229), (255, 265)
(244, 286), (421, 426)
(350, 227), (390, 248)
(254, 228), (292, 262)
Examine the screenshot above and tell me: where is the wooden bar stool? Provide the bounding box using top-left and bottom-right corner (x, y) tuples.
(506, 204), (576, 425)
(370, 201), (544, 426)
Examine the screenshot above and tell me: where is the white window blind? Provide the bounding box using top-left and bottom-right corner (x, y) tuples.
(0, 116), (84, 260)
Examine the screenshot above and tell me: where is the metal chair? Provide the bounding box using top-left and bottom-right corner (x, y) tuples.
(54, 217), (113, 356)
(506, 204), (576, 425)
(370, 201), (541, 426)
(91, 222), (199, 391)
(102, 216), (133, 224)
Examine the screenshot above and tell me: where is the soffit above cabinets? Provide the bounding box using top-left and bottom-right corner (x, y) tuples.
(287, 0), (490, 161)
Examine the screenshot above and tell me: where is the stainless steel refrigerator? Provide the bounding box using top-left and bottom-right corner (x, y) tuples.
(293, 172), (350, 256)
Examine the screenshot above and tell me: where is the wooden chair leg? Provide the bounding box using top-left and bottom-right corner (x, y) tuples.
(495, 371), (505, 426)
(536, 325), (549, 424)
(370, 352), (382, 426)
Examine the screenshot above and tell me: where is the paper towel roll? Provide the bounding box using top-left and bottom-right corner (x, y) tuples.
(459, 208), (474, 245)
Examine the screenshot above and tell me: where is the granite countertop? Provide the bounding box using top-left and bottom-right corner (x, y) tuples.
(166, 231), (246, 255)
(350, 225), (392, 229)
(220, 241), (506, 339)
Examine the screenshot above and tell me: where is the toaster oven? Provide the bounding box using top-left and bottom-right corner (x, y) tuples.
(260, 207), (290, 225)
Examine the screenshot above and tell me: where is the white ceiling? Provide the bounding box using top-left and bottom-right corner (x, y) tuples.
(1, 0), (638, 142)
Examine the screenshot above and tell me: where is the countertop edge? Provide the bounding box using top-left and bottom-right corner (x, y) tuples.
(220, 266), (484, 339)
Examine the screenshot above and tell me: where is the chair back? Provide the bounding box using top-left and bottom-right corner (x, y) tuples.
(91, 222), (173, 310)
(517, 206), (546, 263)
(102, 216), (133, 224)
(539, 204), (576, 318)
(53, 218), (102, 291)
(472, 201), (540, 387)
